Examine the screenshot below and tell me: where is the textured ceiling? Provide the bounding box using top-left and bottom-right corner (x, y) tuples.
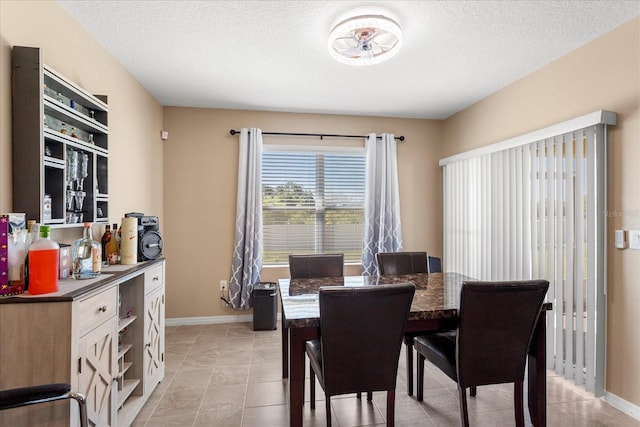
(57, 0), (639, 119)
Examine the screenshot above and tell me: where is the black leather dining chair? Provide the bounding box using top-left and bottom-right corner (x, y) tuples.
(287, 253), (344, 403)
(376, 251), (429, 397)
(377, 251), (428, 275)
(414, 280), (549, 427)
(289, 253), (344, 278)
(305, 283), (415, 427)
(0, 383), (88, 427)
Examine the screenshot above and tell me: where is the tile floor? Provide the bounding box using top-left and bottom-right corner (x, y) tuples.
(132, 322), (640, 427)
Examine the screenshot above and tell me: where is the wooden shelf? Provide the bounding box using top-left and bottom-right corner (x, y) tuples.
(117, 379), (140, 407)
(117, 395), (144, 427)
(117, 361), (133, 379)
(118, 344), (133, 359)
(119, 315), (138, 331)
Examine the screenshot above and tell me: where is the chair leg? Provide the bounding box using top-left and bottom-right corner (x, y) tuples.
(470, 386), (477, 397)
(309, 366), (315, 409)
(357, 391), (362, 399)
(404, 337), (414, 396)
(416, 351), (425, 402)
(514, 380), (524, 427)
(69, 392), (88, 427)
(325, 395), (332, 427)
(386, 389), (395, 427)
(458, 385), (470, 427)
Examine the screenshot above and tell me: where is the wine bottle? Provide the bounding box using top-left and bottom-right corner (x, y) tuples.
(72, 223), (101, 279)
(106, 223), (119, 265)
(101, 224), (111, 265)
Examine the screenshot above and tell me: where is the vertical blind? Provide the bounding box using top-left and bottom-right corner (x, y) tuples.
(262, 145), (365, 265)
(441, 111), (615, 396)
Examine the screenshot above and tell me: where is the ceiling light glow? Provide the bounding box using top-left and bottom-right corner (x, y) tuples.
(328, 15), (402, 66)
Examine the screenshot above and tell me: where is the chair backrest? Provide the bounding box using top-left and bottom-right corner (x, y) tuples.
(318, 283), (415, 396)
(428, 256), (442, 273)
(288, 253), (344, 279)
(456, 280), (549, 388)
(377, 251), (428, 275)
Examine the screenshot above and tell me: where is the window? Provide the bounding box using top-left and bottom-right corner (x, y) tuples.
(262, 145), (365, 265)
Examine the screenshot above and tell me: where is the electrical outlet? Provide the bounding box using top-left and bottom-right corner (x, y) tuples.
(220, 280), (228, 291)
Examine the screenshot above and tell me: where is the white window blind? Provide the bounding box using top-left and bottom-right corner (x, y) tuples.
(440, 110), (615, 397)
(262, 145), (365, 265)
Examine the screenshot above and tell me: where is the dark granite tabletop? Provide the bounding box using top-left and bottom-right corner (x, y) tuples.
(279, 272), (472, 328)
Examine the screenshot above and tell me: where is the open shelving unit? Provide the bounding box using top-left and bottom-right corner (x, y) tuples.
(116, 274), (145, 424)
(12, 45), (109, 227)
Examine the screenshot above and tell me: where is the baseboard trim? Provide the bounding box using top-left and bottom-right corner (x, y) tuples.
(166, 314), (281, 327)
(603, 391), (640, 421)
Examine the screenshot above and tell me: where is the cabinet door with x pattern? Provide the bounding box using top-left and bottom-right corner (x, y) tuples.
(78, 316), (117, 427)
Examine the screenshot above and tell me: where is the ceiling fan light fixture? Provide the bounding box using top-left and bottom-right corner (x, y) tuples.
(328, 14), (402, 66)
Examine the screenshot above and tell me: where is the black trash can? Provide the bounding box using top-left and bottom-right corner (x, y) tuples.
(252, 282), (277, 331)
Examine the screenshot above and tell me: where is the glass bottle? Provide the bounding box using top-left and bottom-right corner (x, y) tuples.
(28, 225), (59, 295)
(60, 122), (68, 135)
(70, 127), (78, 138)
(101, 224), (112, 265)
(72, 223), (102, 279)
(106, 223), (119, 265)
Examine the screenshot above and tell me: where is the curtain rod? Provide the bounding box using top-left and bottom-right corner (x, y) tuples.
(229, 129), (405, 142)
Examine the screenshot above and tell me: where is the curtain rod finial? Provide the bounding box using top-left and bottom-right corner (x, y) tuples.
(230, 129), (238, 136)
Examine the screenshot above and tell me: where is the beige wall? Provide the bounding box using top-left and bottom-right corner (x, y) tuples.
(162, 107), (443, 318)
(0, 0), (164, 244)
(442, 16), (640, 408)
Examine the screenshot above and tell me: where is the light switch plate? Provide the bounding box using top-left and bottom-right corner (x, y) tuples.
(615, 230), (627, 249)
(629, 230), (640, 250)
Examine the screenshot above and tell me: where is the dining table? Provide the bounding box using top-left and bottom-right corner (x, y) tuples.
(278, 272), (551, 427)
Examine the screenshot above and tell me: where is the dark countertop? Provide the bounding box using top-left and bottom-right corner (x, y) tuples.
(0, 259), (164, 304)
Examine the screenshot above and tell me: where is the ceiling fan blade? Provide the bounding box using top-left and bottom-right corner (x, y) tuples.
(375, 32), (396, 45)
(367, 30), (382, 42)
(338, 47), (363, 58)
(374, 43), (396, 52)
(334, 35), (359, 48)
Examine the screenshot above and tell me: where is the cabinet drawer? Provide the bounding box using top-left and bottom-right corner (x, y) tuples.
(145, 264), (164, 294)
(78, 286), (117, 336)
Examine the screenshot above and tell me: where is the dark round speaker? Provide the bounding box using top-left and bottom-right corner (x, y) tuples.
(139, 230), (163, 261)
